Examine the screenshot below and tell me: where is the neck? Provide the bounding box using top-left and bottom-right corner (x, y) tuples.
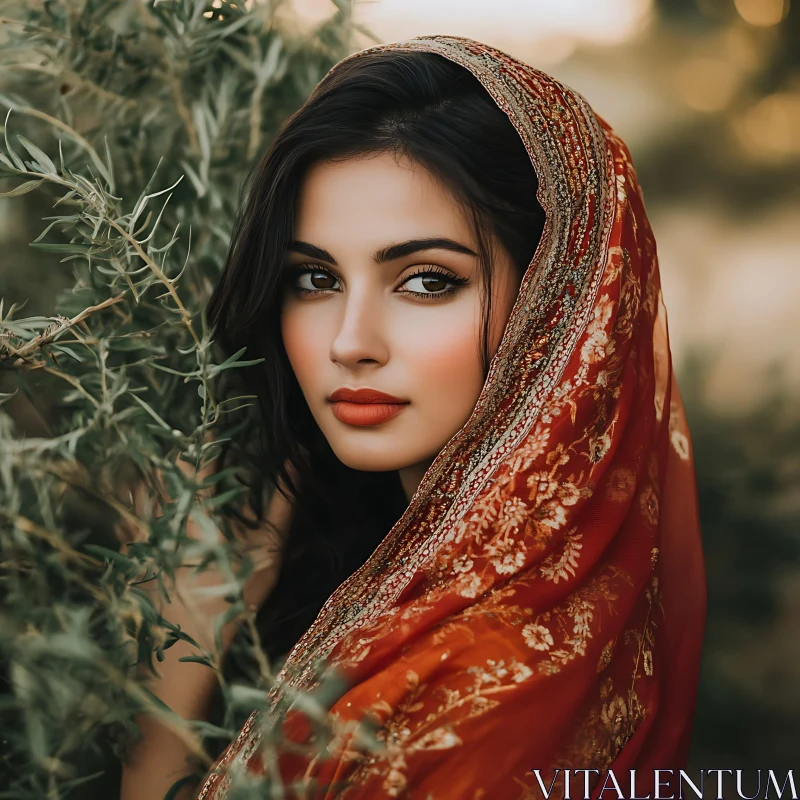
(398, 459), (434, 504)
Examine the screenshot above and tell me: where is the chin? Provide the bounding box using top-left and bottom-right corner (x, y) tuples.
(322, 432), (417, 473)
(329, 444), (409, 473)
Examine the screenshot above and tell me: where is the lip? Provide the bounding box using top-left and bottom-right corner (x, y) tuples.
(328, 387), (410, 427)
(329, 387), (408, 404)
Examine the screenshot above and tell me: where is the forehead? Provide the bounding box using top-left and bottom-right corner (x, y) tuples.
(294, 153), (475, 249)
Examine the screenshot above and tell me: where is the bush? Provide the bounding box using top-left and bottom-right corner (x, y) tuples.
(0, 1), (375, 797)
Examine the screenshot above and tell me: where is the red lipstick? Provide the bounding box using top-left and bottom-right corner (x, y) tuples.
(328, 387), (409, 427)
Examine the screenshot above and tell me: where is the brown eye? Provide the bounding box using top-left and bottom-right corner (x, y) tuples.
(291, 267), (340, 294)
(306, 272), (337, 290)
(400, 269), (468, 299)
(421, 275), (448, 292)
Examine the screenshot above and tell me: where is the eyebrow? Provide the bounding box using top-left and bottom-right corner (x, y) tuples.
(286, 237), (478, 266)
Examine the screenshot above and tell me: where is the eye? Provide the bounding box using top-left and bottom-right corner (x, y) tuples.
(286, 265), (340, 295)
(399, 268), (469, 300)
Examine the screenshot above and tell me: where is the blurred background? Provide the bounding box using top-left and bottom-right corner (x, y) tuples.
(2, 0), (798, 783)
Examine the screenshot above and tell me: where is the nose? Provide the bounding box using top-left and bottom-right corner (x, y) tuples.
(329, 285), (389, 369)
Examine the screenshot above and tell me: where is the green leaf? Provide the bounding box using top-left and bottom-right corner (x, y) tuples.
(202, 485), (247, 510)
(129, 393), (174, 431)
(17, 135), (57, 175)
(82, 545), (131, 566)
(207, 346), (265, 377)
(52, 344), (85, 362)
(0, 179), (44, 197)
(218, 12), (258, 40)
(29, 242), (94, 253)
(213, 602), (245, 655)
(178, 654), (214, 667)
(2, 109), (24, 170)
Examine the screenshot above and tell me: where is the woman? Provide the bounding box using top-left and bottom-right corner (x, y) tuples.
(191, 34), (706, 800)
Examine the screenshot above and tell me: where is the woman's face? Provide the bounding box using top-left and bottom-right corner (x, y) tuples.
(280, 152), (522, 499)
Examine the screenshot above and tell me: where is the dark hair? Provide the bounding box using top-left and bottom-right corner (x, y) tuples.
(206, 51), (545, 677)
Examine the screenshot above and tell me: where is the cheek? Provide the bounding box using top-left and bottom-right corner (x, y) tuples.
(281, 305), (323, 388)
(401, 279), (520, 422)
(398, 307), (485, 415)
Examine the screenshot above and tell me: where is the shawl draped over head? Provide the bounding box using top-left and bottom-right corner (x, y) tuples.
(197, 34), (707, 800)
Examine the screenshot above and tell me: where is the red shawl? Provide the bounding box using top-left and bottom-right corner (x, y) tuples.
(197, 34), (707, 800)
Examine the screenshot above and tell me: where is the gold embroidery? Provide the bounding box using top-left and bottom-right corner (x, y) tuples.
(597, 639), (616, 673)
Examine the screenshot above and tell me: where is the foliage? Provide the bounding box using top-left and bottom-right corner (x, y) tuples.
(0, 1), (381, 797)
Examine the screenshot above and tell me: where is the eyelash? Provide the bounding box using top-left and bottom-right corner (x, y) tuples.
(285, 264), (469, 301)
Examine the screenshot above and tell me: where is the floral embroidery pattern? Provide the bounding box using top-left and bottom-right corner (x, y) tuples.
(522, 623), (554, 651)
(669, 400), (692, 461)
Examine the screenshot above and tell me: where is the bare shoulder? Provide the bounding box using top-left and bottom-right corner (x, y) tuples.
(117, 443), (298, 582)
(224, 463), (298, 595)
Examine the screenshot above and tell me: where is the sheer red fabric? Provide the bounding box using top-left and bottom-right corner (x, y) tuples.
(197, 35), (707, 800)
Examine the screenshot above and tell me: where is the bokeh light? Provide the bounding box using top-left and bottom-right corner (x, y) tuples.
(734, 90), (800, 160)
(674, 55), (744, 112)
(734, 0), (789, 27)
